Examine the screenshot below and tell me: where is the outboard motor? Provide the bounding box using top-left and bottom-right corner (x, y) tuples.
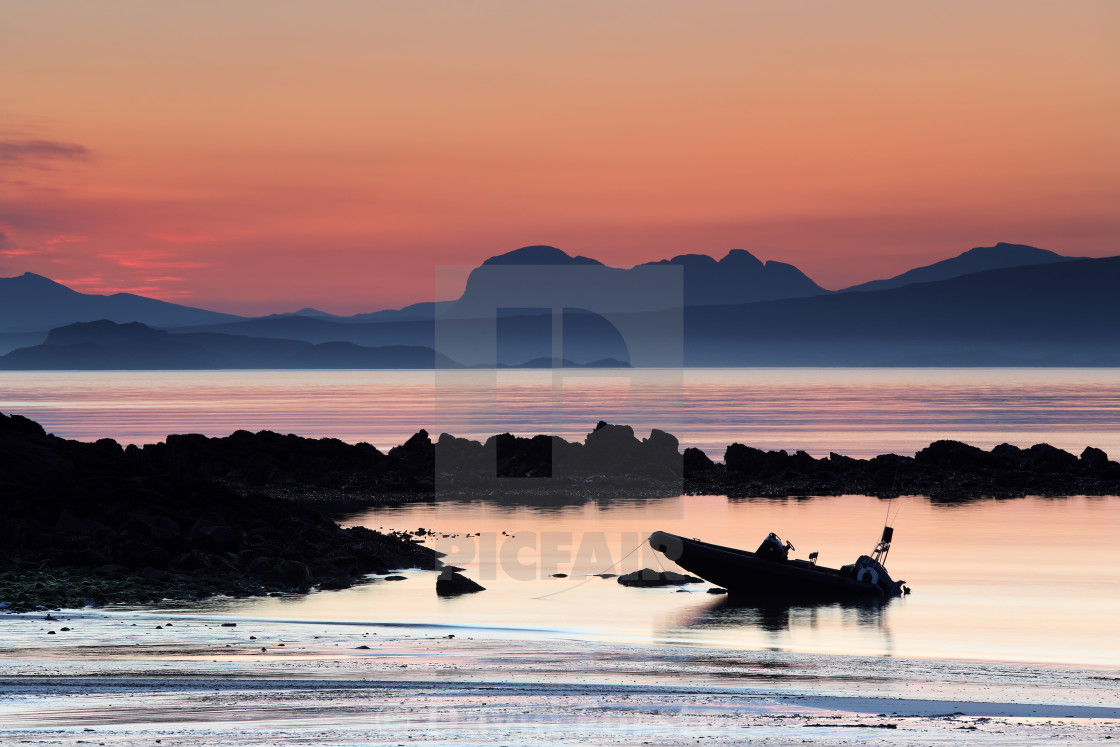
(755, 532), (791, 562)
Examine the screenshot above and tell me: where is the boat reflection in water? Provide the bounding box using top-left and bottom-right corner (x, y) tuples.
(658, 594), (896, 656)
(686, 596), (889, 634)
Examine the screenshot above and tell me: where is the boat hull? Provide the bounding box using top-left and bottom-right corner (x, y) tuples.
(649, 531), (888, 599)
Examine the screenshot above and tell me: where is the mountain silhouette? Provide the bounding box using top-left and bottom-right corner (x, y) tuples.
(170, 252), (1120, 367)
(4, 243), (1117, 367)
(480, 244), (603, 266)
(448, 245), (828, 318)
(683, 256), (1120, 365)
(259, 307), (341, 320)
(0, 272), (243, 334)
(0, 320), (460, 369)
(639, 249), (827, 304)
(842, 242), (1077, 293)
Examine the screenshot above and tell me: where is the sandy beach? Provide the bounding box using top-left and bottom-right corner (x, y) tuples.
(1, 609), (1117, 745)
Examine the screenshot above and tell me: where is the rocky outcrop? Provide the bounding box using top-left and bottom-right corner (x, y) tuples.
(617, 569), (702, 587)
(435, 570), (485, 596)
(0, 411), (438, 609)
(695, 438), (1120, 499)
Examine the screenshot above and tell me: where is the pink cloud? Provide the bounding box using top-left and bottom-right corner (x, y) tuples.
(147, 233), (221, 244)
(54, 274), (194, 299)
(98, 250), (210, 270)
(0, 139), (89, 168)
(45, 234), (89, 245)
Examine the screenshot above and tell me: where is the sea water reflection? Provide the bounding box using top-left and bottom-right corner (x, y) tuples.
(3, 368), (1120, 459)
(153, 493), (1120, 667)
(679, 598), (890, 635)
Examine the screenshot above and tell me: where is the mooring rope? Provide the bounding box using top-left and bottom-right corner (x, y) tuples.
(531, 533), (653, 600)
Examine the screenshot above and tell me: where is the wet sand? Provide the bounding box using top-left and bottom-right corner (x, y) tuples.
(1, 611), (1117, 744)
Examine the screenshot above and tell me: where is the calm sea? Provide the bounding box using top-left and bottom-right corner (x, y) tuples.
(3, 368), (1119, 666)
(171, 493), (1119, 667)
(2, 367), (1120, 458)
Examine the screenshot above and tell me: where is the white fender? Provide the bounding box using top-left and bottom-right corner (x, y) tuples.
(856, 566), (879, 586)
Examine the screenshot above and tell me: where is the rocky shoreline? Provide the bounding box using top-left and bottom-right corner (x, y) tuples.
(94, 418), (1120, 499)
(139, 416), (1120, 500)
(0, 412), (439, 610)
(4, 411), (1119, 609)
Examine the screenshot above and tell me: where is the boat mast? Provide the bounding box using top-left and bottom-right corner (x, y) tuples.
(871, 525), (893, 566)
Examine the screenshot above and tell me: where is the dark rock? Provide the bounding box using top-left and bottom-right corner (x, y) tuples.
(383, 575), (407, 581)
(584, 422), (641, 470)
(248, 557), (311, 588)
(316, 577), (350, 590)
(114, 541), (170, 569)
(1080, 446), (1109, 471)
(683, 447), (715, 475)
(435, 569), (485, 596)
(190, 516), (238, 552)
(617, 569), (702, 587)
(916, 440), (991, 469)
(92, 564), (131, 579)
(644, 428), (679, 455)
(724, 443), (765, 474)
(1024, 443), (1078, 472)
(707, 587), (728, 594)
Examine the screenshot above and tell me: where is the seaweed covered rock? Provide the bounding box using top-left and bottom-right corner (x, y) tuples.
(617, 569), (702, 587)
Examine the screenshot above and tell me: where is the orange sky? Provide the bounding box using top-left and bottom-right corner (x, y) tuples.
(2, 1), (1118, 314)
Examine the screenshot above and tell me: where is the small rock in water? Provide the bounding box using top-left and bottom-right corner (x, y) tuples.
(707, 587), (728, 595)
(551, 573), (568, 578)
(60, 627), (71, 631)
(596, 573), (618, 579)
(355, 645), (370, 650)
(221, 622), (237, 627)
(617, 569), (703, 587)
(383, 575), (408, 581)
(436, 569), (486, 596)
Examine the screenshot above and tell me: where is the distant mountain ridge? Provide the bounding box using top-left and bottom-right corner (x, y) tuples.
(0, 272), (243, 334)
(681, 256), (1120, 366)
(3, 241), (1113, 367)
(842, 242), (1079, 293)
(0, 320), (461, 370)
(480, 244), (603, 267)
(447, 245), (829, 318)
(638, 249), (827, 305)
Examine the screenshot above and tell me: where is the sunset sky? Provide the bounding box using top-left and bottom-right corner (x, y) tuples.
(2, 1), (1118, 314)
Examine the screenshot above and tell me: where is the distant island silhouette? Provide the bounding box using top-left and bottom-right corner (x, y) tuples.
(3, 242), (1118, 367)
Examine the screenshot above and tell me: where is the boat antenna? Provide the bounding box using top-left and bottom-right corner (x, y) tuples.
(873, 498), (895, 566)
